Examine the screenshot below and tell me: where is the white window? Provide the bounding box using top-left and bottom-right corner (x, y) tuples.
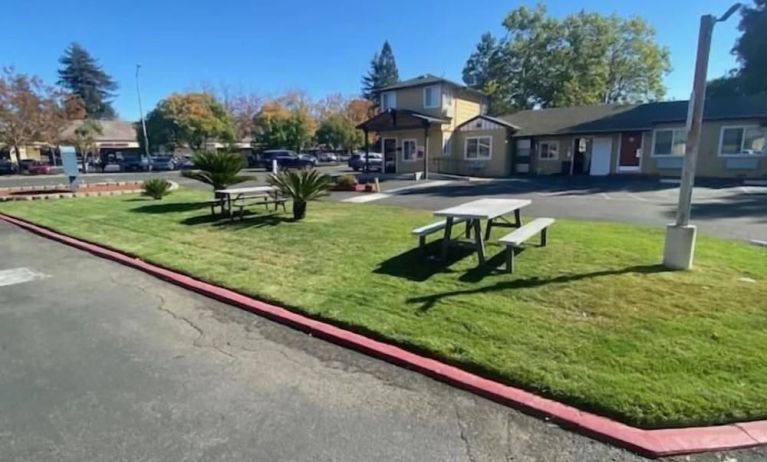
(465, 136), (492, 160)
(719, 126), (766, 156)
(538, 140), (559, 160)
(423, 85), (439, 109)
(402, 139), (417, 161)
(652, 128), (687, 156)
(380, 92), (396, 111)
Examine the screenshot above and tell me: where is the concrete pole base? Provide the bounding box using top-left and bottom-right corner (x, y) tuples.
(663, 224), (698, 270)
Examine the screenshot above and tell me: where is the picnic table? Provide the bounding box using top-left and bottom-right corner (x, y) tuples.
(434, 198), (531, 264)
(214, 186), (277, 215)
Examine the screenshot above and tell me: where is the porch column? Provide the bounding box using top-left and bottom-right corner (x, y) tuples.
(364, 129), (370, 175)
(423, 123), (430, 180)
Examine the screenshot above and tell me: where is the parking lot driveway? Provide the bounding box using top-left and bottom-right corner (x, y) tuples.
(361, 176), (767, 241)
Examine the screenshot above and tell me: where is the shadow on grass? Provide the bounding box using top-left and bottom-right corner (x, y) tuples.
(130, 201), (211, 214)
(408, 264), (670, 312)
(374, 239), (476, 282)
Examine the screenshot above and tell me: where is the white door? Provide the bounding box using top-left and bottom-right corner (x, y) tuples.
(590, 137), (612, 176)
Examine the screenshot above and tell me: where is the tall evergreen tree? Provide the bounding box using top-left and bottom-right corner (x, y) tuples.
(708, 1), (767, 96)
(361, 41), (400, 102)
(57, 43), (119, 119)
(462, 33), (497, 90)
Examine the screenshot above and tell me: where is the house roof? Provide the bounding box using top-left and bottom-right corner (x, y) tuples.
(60, 120), (138, 141)
(379, 74), (485, 96)
(356, 109), (450, 132)
(500, 95), (767, 137)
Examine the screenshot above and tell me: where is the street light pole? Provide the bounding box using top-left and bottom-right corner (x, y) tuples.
(136, 64), (150, 157)
(663, 4), (741, 270)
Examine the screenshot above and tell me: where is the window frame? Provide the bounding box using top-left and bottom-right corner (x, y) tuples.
(423, 85), (440, 109)
(651, 127), (688, 157)
(464, 136), (493, 160)
(402, 139), (418, 162)
(718, 125), (767, 157)
(537, 140), (559, 161)
(380, 91), (396, 111)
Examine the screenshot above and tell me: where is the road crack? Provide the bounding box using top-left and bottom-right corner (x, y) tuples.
(453, 402), (478, 462)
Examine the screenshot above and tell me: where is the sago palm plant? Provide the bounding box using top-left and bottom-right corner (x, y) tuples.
(267, 169), (331, 220)
(182, 151), (253, 195)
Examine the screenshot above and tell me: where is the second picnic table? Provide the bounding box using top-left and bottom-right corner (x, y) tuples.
(434, 198), (531, 264)
(214, 186), (277, 215)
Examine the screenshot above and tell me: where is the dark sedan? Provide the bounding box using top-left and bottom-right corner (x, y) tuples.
(257, 150), (316, 170)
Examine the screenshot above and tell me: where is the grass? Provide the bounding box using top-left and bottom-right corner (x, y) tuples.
(2, 189), (766, 428)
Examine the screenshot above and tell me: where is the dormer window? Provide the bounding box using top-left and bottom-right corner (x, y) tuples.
(423, 85), (440, 109)
(380, 91), (396, 111)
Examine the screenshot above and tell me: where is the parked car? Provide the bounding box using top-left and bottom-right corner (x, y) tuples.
(318, 152), (338, 163)
(151, 155), (176, 171)
(256, 150), (316, 170)
(348, 152), (383, 172)
(28, 161), (54, 175)
(298, 153), (318, 167)
(177, 156), (195, 169)
(18, 159), (37, 173)
(0, 160), (16, 175)
(121, 156), (152, 172)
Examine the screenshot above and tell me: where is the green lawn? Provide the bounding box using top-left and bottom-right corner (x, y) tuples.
(2, 189), (766, 428)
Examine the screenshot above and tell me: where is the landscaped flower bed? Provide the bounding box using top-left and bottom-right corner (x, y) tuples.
(2, 188), (766, 429)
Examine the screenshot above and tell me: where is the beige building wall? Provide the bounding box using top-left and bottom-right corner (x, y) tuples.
(641, 119), (767, 178)
(446, 129), (510, 177)
(452, 93), (483, 128)
(381, 127), (444, 174)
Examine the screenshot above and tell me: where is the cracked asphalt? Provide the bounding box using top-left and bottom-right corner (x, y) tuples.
(1, 221), (766, 461)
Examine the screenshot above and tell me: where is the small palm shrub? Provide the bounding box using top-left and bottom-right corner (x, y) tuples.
(181, 151), (253, 195)
(142, 178), (172, 200)
(336, 174), (357, 189)
(268, 169), (332, 220)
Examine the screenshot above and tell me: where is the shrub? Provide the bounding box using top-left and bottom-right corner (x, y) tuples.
(142, 178), (172, 200)
(336, 175), (357, 189)
(181, 151), (253, 193)
(268, 169), (331, 220)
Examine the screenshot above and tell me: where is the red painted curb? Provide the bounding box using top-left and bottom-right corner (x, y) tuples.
(2, 211), (766, 458)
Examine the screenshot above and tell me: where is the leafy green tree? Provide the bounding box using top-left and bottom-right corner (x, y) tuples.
(0, 68), (66, 166)
(316, 114), (361, 152)
(708, 1), (767, 96)
(144, 92), (235, 152)
(462, 33), (498, 91)
(464, 5), (670, 112)
(67, 120), (103, 173)
(361, 41), (400, 102)
(253, 99), (316, 151)
(57, 43), (118, 119)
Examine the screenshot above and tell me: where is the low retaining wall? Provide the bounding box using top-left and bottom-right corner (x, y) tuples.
(0, 181), (144, 202)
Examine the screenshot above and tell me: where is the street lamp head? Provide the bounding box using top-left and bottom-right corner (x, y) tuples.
(718, 3), (742, 22)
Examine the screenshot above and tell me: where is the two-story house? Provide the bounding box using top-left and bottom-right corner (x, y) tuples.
(356, 74), (491, 176)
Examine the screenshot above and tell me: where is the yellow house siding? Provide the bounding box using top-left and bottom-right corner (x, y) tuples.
(447, 129), (509, 177)
(453, 93), (483, 128)
(642, 119), (767, 178)
(382, 128), (444, 174)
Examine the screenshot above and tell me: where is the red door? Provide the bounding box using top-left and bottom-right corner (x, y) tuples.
(619, 132), (642, 169)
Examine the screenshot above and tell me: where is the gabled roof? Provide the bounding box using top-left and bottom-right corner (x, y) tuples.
(356, 109), (450, 132)
(500, 95), (767, 137)
(456, 114), (520, 131)
(379, 74), (486, 96)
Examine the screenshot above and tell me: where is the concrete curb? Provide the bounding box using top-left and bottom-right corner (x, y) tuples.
(1, 212), (766, 458)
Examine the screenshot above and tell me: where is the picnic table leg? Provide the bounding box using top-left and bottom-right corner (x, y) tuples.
(514, 209), (522, 227)
(440, 217), (454, 262)
(484, 218), (494, 241)
(473, 219), (486, 265)
(465, 221), (471, 238)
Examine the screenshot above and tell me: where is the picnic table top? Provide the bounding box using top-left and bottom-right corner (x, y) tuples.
(214, 186), (276, 195)
(434, 198), (531, 220)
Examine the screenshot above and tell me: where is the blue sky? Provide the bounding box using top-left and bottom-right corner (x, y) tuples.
(3, 0), (744, 120)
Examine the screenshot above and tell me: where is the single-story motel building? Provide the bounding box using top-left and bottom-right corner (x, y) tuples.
(357, 74), (767, 180)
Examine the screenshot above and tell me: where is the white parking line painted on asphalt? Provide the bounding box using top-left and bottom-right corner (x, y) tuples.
(600, 193), (611, 200)
(342, 180), (452, 203)
(0, 267), (49, 288)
